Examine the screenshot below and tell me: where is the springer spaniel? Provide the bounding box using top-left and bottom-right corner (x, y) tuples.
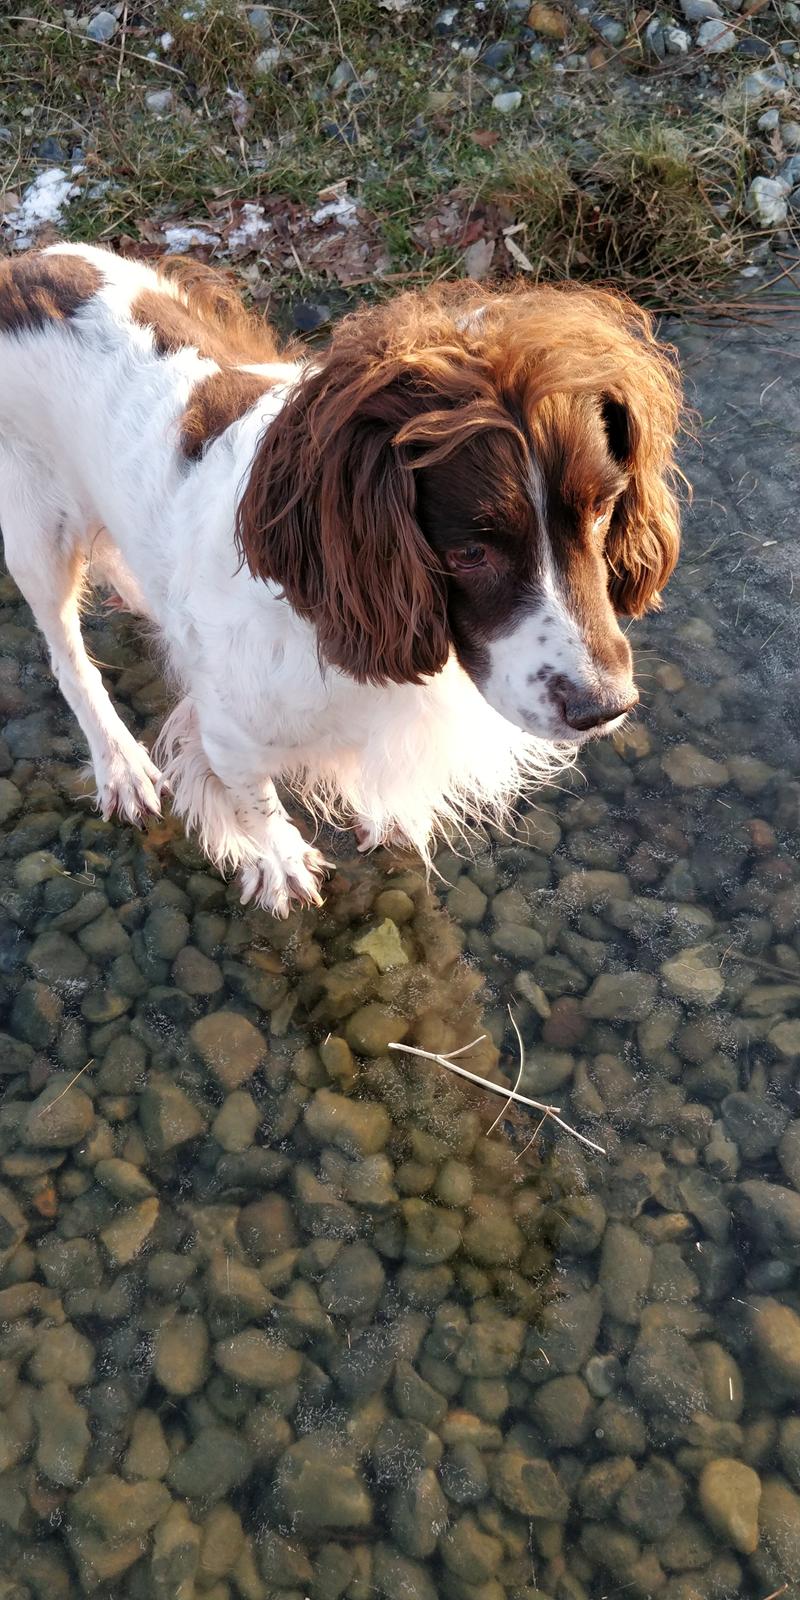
(0, 244), (681, 915)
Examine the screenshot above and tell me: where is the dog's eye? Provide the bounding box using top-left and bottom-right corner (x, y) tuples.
(446, 544), (487, 572)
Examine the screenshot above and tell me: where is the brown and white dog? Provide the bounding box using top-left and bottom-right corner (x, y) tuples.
(0, 244), (681, 914)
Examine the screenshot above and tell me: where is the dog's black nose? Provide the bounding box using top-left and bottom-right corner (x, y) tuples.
(558, 687), (639, 731)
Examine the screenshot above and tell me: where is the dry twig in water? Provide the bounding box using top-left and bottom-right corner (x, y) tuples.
(388, 1024), (605, 1156)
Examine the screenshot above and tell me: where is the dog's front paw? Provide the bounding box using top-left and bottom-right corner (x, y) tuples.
(95, 739), (166, 826)
(238, 832), (331, 918)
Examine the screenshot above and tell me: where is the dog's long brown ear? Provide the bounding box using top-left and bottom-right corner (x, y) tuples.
(235, 353), (450, 685)
(601, 342), (683, 618)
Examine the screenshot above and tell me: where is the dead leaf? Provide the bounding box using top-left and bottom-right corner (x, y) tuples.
(471, 129), (501, 150)
(227, 89), (251, 134)
(527, 2), (568, 39)
(379, 0), (416, 10)
(587, 44), (609, 67)
(463, 237), (496, 279)
(504, 231), (536, 272)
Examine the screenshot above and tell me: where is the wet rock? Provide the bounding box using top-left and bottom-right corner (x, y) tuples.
(578, 1455), (637, 1517)
(750, 1297), (800, 1393)
(618, 1459), (685, 1539)
(151, 1502), (202, 1591)
(124, 1409), (170, 1480)
(71, 1473), (171, 1542)
(139, 1077), (208, 1154)
(662, 947), (724, 1005)
(214, 1330), (301, 1388)
(32, 1381), (90, 1487)
(440, 1511), (502, 1580)
(154, 1315), (209, 1396)
(488, 1449), (569, 1518)
(721, 1091), (788, 1158)
(440, 1442), (489, 1506)
(627, 1326), (707, 1419)
(0, 1183), (27, 1267)
(238, 1193), (297, 1259)
(23, 1073), (94, 1148)
(211, 1089), (261, 1152)
(28, 1323), (94, 1386)
(275, 1438), (373, 1531)
(100, 1196), (159, 1266)
(583, 972), (658, 1020)
(779, 1121), (800, 1190)
(698, 1457), (760, 1553)
(305, 1088), (391, 1156)
(599, 1223), (653, 1324)
(697, 1340), (743, 1420)
(95, 1156), (155, 1202)
(662, 744), (728, 788)
(456, 1317), (524, 1378)
(757, 1475), (800, 1579)
(173, 944), (223, 995)
(168, 1425), (254, 1501)
(525, 1287), (602, 1375)
(596, 1398), (647, 1456)
(373, 1543), (437, 1600)
(770, 1017), (800, 1056)
(190, 1012), (266, 1089)
(353, 919), (408, 971)
(734, 1179), (800, 1260)
(447, 877), (487, 924)
(531, 1375), (593, 1446)
(390, 1468), (449, 1558)
(321, 1241), (385, 1319)
(346, 1002), (408, 1056)
(11, 981), (63, 1048)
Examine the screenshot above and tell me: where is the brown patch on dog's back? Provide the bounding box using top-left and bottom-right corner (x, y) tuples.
(180, 368), (273, 460)
(0, 252), (101, 335)
(131, 256), (283, 367)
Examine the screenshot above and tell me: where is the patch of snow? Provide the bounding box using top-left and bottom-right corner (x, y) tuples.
(311, 192), (359, 228)
(2, 166), (83, 249)
(227, 203), (271, 253)
(161, 224), (221, 253)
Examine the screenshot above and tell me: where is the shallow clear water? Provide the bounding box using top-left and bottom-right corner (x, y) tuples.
(1, 314), (800, 1600)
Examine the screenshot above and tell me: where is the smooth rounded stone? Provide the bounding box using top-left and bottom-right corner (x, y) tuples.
(463, 1197), (523, 1267)
(779, 1122), (800, 1191)
(769, 1018), (800, 1057)
(373, 1543), (437, 1600)
(345, 1003), (408, 1056)
(304, 1088), (390, 1156)
(390, 1467), (449, 1559)
(76, 907), (130, 961)
(531, 1376), (593, 1447)
(696, 1341), (743, 1420)
(238, 1194), (297, 1260)
(86, 8), (117, 40)
(138, 1075), (208, 1154)
(154, 1315), (209, 1397)
(257, 1529), (312, 1588)
(32, 1380), (90, 1487)
(661, 948), (724, 1006)
(585, 1353), (622, 1399)
(372, 1418), (444, 1486)
(734, 1179), (800, 1259)
(558, 869), (631, 909)
(211, 1090), (260, 1154)
(490, 923), (545, 961)
(11, 981), (63, 1048)
(661, 744), (729, 789)
(456, 1317), (524, 1378)
(94, 1157), (155, 1201)
(200, 1503), (245, 1581)
(627, 1327), (707, 1420)
(0, 777), (21, 824)
(720, 1091), (787, 1159)
(488, 1449), (569, 1519)
(525, 1288), (602, 1378)
(353, 919), (408, 972)
(0, 1183), (28, 1270)
(28, 1323), (94, 1387)
(150, 1503), (203, 1592)
(435, 1160), (473, 1209)
(321, 1242), (385, 1319)
(577, 1455), (636, 1517)
(599, 1224), (653, 1325)
(750, 1297), (800, 1393)
(72, 1472), (171, 1542)
(696, 1457), (760, 1554)
(595, 1399), (647, 1457)
(447, 877), (488, 925)
(756, 1476), (800, 1580)
(143, 905), (190, 960)
(618, 1459), (685, 1539)
(440, 1512), (502, 1581)
(214, 1330), (301, 1388)
(275, 1438), (372, 1532)
(27, 930), (89, 989)
(173, 944), (223, 995)
(583, 972), (658, 1021)
(393, 1360), (447, 1428)
(440, 1441), (489, 1508)
(580, 1521), (640, 1578)
(190, 1012), (266, 1090)
(123, 1408), (170, 1480)
(373, 888), (414, 925)
(168, 1425), (253, 1502)
(23, 1074), (94, 1148)
(98, 1196), (157, 1267)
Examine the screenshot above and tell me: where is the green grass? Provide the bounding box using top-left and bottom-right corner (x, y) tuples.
(0, 0), (785, 311)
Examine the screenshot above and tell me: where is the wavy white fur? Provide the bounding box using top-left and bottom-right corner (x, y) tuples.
(0, 242), (570, 915)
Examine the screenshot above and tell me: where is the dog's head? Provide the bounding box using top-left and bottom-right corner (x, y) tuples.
(236, 283), (683, 743)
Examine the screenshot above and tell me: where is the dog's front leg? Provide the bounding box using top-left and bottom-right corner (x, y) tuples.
(155, 697), (329, 917)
